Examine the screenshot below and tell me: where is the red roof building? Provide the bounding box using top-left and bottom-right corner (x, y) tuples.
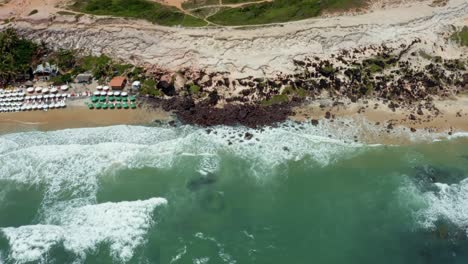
(109, 77), (127, 90)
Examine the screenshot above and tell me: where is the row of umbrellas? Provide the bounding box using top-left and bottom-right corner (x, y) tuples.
(0, 92), (26, 98)
(0, 93), (69, 102)
(93, 91), (128, 97)
(87, 102), (137, 110)
(26, 85), (69, 94)
(91, 95), (136, 103)
(0, 101), (66, 112)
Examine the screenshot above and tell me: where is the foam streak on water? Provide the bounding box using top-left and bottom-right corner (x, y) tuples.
(2, 198), (167, 264)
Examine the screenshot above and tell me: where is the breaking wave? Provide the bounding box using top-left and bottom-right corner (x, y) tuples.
(2, 198), (167, 263)
(417, 179), (468, 236)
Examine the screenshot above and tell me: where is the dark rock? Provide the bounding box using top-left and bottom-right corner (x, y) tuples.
(325, 111), (331, 119)
(187, 173), (217, 191)
(311, 119), (319, 126)
(244, 132), (254, 140)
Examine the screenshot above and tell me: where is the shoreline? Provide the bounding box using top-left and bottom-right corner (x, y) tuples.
(1, 96), (467, 145)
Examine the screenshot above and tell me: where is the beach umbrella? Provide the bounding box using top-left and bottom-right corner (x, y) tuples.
(102, 103), (108, 109)
(103, 86), (109, 91)
(88, 104), (95, 109)
(27, 87), (35, 93)
(95, 103), (102, 109)
(106, 91), (112, 96)
(93, 91), (100, 96)
(96, 86), (103, 90)
(42, 88), (50, 94)
(113, 91), (120, 96)
(116, 103), (122, 109)
(60, 102), (66, 108)
(60, 85), (69, 91)
(44, 94), (50, 99)
(121, 92), (128, 97)
(123, 103), (129, 109)
(35, 87), (42, 93)
(109, 104), (115, 109)
(100, 91), (107, 96)
(99, 96), (106, 102)
(61, 94), (68, 98)
(116, 97), (122, 102)
(37, 95), (43, 100)
(108, 96), (115, 102)
(130, 96), (136, 102)
(130, 103), (137, 109)
(91, 96), (99, 103)
(51, 87), (58, 93)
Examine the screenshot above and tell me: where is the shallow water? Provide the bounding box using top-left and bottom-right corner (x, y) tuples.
(0, 123), (467, 264)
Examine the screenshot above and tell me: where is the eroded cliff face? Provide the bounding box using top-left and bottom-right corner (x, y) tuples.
(3, 0), (467, 78)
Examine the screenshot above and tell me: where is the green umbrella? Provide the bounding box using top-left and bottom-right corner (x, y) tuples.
(129, 96), (136, 102)
(116, 103), (122, 109)
(123, 103), (129, 109)
(95, 103), (102, 109)
(88, 104), (95, 109)
(116, 97), (122, 102)
(102, 103), (108, 109)
(121, 97), (127, 102)
(91, 96), (98, 103)
(109, 96), (115, 102)
(130, 103), (137, 109)
(99, 96), (106, 102)
(109, 104), (115, 109)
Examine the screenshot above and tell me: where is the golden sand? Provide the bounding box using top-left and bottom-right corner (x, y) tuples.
(0, 105), (172, 134)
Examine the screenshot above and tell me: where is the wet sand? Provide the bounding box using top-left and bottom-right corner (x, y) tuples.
(0, 104), (172, 134)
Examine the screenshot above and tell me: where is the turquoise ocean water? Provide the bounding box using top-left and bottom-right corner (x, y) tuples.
(0, 122), (467, 264)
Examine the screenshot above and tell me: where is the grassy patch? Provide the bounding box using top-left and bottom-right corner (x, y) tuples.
(450, 26), (468, 47)
(189, 84), (201, 94)
(71, 0), (207, 27)
(56, 11), (77, 16)
(209, 0), (365, 26)
(261, 94), (288, 106)
(140, 79), (162, 97)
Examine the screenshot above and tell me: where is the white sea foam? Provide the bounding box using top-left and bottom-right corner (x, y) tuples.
(2, 198), (167, 264)
(417, 179), (468, 236)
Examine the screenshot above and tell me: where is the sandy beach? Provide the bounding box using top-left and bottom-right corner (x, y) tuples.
(0, 103), (172, 134)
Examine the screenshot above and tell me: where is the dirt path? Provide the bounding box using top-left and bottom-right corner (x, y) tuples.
(186, 0), (273, 11)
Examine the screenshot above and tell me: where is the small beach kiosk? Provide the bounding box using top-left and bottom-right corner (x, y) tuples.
(109, 77), (127, 90)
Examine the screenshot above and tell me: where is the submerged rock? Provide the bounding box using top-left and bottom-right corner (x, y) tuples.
(187, 173), (217, 191)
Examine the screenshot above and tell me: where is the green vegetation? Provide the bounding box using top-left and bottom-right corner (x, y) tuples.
(362, 55), (397, 73)
(209, 0), (365, 26)
(261, 94), (288, 106)
(0, 29), (40, 86)
(139, 79), (162, 97)
(189, 84), (201, 94)
(56, 11), (77, 16)
(72, 0), (207, 27)
(450, 26), (468, 47)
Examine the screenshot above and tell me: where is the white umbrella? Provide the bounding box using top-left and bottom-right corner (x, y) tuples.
(103, 86), (109, 91)
(60, 85), (69, 91)
(27, 87), (35, 93)
(93, 91), (100, 96)
(42, 88), (50, 94)
(31, 95), (37, 100)
(35, 87), (43, 93)
(96, 86), (103, 90)
(62, 94), (68, 98)
(37, 95), (43, 100)
(121, 92), (128, 97)
(107, 91), (113, 96)
(100, 91), (106, 96)
(51, 87), (58, 93)
(44, 94), (50, 99)
(113, 91), (120, 96)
